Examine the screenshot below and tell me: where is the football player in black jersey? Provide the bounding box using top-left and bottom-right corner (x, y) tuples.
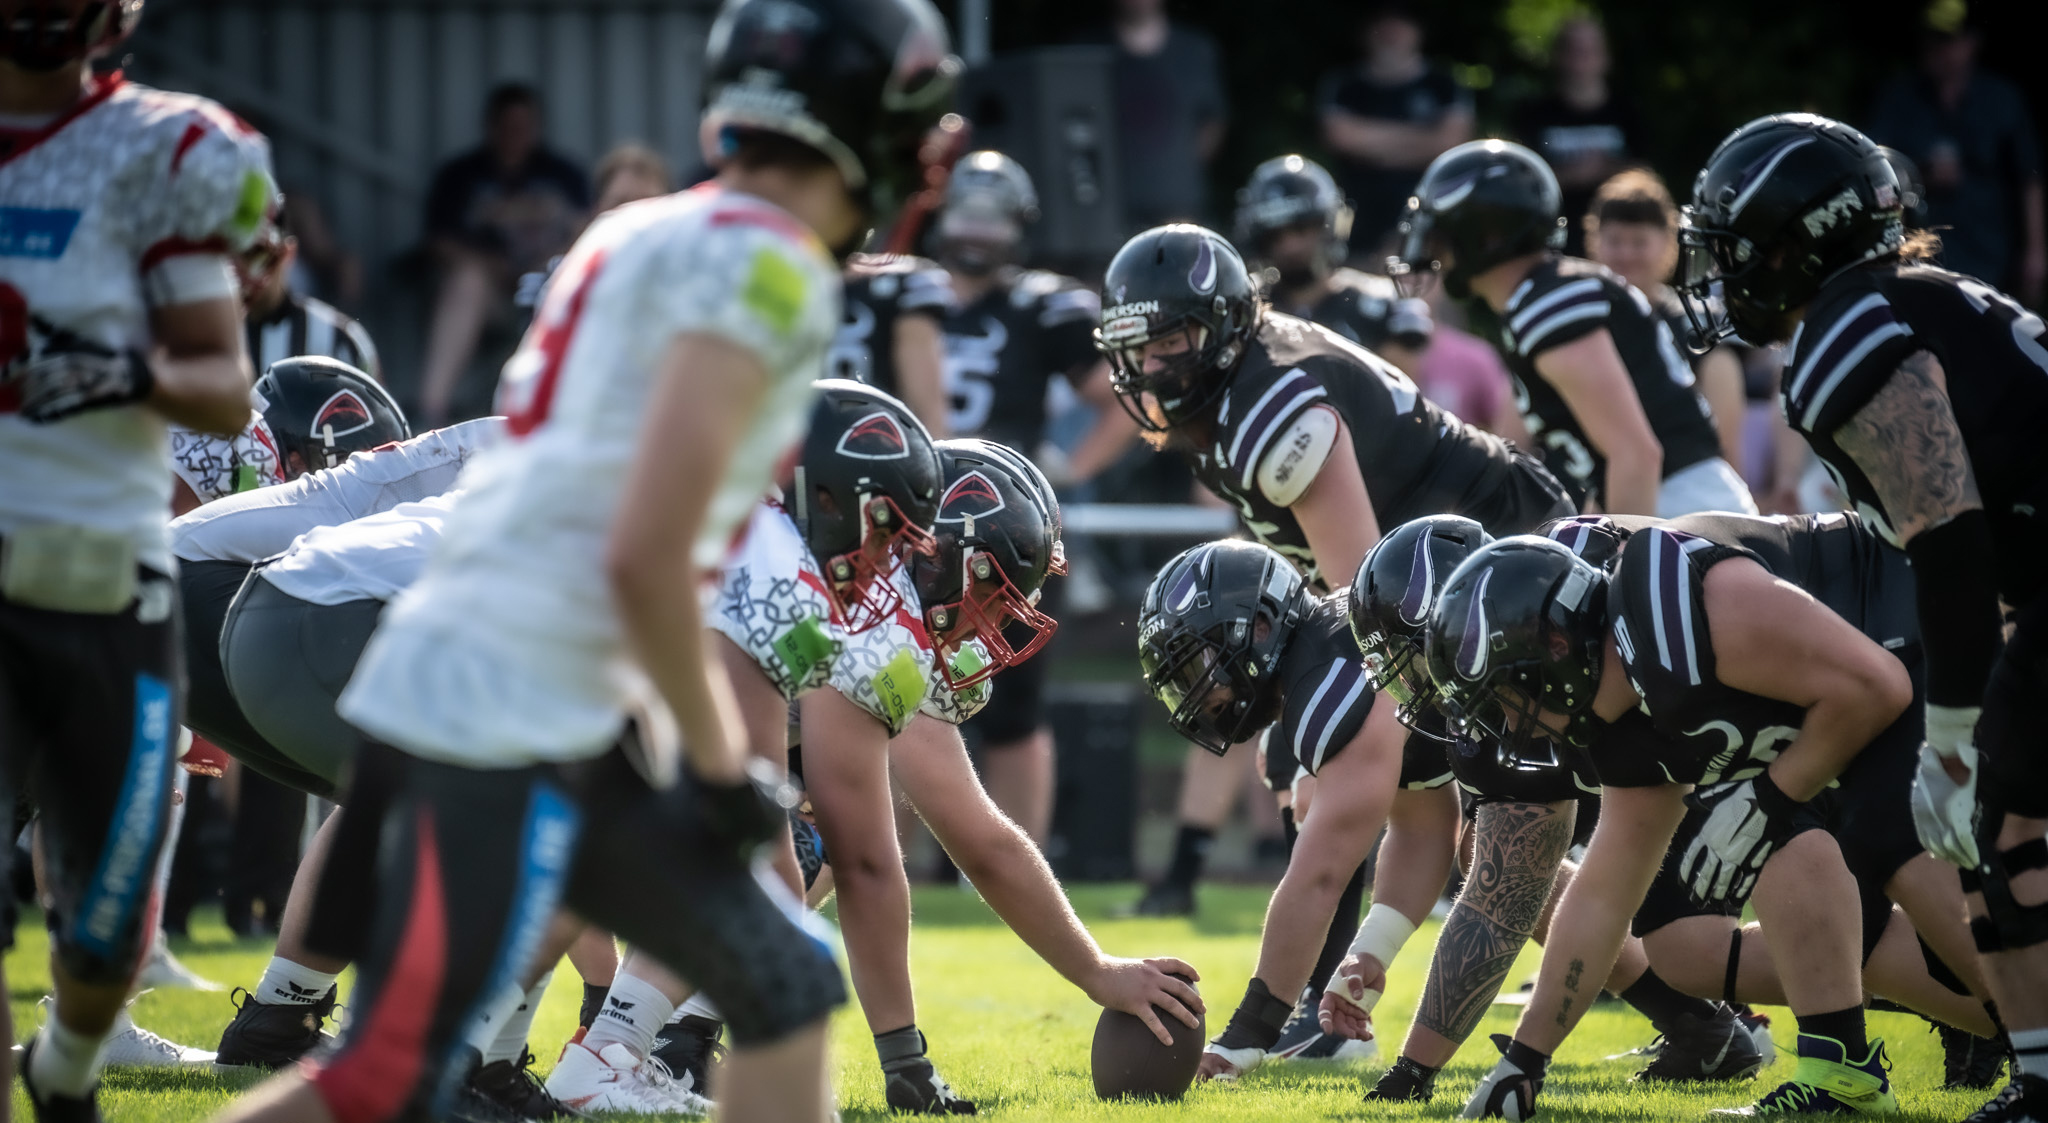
(832, 252), (952, 433)
(1681, 111), (2048, 1122)
(1392, 140), (1750, 518)
(1136, 540), (1458, 1081)
(1426, 514), (1988, 1116)
(1235, 155), (1435, 368)
(929, 150), (1135, 845)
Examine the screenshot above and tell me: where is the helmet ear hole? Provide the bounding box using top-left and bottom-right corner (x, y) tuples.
(813, 486), (841, 519)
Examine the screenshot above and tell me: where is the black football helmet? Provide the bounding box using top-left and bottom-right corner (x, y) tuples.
(1096, 224), (1261, 432)
(1138, 540), (1305, 754)
(0, 0), (140, 71)
(1876, 146), (1929, 228)
(255, 356), (410, 477)
(912, 438), (1066, 688)
(1389, 140), (1564, 299)
(1678, 114), (1902, 348)
(702, 0), (960, 219)
(787, 378), (942, 632)
(935, 149), (1039, 276)
(1235, 155), (1354, 286)
(1422, 536), (1608, 767)
(1348, 516), (1493, 737)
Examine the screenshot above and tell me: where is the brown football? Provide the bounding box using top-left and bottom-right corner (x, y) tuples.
(1090, 973), (1204, 1101)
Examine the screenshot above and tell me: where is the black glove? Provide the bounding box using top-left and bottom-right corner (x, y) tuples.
(1365, 1055), (1440, 1102)
(877, 1025), (977, 1115)
(689, 758), (795, 865)
(1460, 1035), (1547, 1119)
(11, 325), (153, 424)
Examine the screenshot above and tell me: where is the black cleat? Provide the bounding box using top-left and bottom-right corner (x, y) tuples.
(19, 1037), (104, 1123)
(1940, 1021), (2011, 1090)
(1267, 986), (1377, 1063)
(1636, 1003), (1765, 1083)
(470, 1050), (582, 1120)
(215, 986), (336, 1068)
(649, 1014), (726, 1098)
(1963, 1074), (2048, 1123)
(1363, 1056), (1440, 1102)
(1120, 881), (1195, 918)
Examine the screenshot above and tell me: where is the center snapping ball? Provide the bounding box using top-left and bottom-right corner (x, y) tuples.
(1090, 973), (1204, 1101)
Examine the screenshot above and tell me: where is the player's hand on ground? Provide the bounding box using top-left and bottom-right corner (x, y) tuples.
(1197, 1043), (1263, 1083)
(1089, 956), (1203, 1046)
(1317, 952), (1384, 1039)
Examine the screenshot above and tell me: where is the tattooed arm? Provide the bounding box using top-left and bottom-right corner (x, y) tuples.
(1400, 800), (1576, 1067)
(1830, 349), (2001, 717)
(1509, 783), (1688, 1054)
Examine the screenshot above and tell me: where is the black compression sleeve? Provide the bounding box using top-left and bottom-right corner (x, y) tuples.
(1904, 509), (2004, 708)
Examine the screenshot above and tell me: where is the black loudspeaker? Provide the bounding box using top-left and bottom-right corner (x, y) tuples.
(1046, 682), (1138, 881)
(956, 46), (1126, 266)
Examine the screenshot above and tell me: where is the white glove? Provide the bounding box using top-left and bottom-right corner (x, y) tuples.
(1913, 704), (1984, 868)
(1461, 1035), (1545, 1119)
(1680, 775), (1799, 904)
(1200, 1042), (1265, 1082)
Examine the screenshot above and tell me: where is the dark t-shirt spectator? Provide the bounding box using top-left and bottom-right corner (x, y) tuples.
(425, 148), (591, 275)
(1317, 64), (1471, 253)
(1085, 24), (1226, 229)
(1868, 71), (2041, 287)
(1515, 96), (1644, 254)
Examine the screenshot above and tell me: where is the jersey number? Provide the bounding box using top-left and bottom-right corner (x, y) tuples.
(1690, 720), (1801, 784)
(1513, 374), (1597, 486)
(498, 248), (608, 436)
(942, 315), (1007, 435)
(1957, 279), (2048, 376)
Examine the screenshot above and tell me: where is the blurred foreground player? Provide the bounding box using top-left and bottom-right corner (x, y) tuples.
(1, 1), (275, 1118)
(211, 1), (959, 1122)
(1684, 111), (2048, 1123)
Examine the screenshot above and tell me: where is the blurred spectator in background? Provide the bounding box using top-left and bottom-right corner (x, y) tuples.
(1088, 0), (1227, 230)
(1410, 308), (1518, 436)
(1868, 17), (2044, 304)
(1515, 17), (1643, 257)
(1317, 3), (1474, 261)
(1582, 169), (1745, 467)
(591, 142), (672, 213)
(417, 82), (590, 424)
(239, 201), (381, 382)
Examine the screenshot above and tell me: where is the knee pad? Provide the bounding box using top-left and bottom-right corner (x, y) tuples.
(1962, 836), (2048, 953)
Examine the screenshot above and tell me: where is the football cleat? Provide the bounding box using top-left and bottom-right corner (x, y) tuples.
(469, 1050), (581, 1120)
(649, 1015), (726, 1098)
(12, 997), (217, 1071)
(1121, 881), (1195, 918)
(1267, 986), (1377, 1064)
(544, 1042), (708, 1116)
(18, 1036), (103, 1123)
(1713, 1034), (1895, 1115)
(135, 940), (224, 991)
(1962, 1074), (2048, 1123)
(1636, 1004), (1765, 1083)
(215, 986), (337, 1068)
(1939, 1021), (2010, 1090)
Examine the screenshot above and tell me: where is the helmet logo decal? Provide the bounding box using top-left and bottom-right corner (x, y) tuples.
(1398, 535), (1436, 626)
(938, 470), (1005, 523)
(1801, 187), (1862, 237)
(312, 390), (374, 438)
(1167, 561), (1202, 614)
(1455, 568), (1496, 681)
(1433, 171), (1484, 211)
(1189, 237), (1218, 294)
(1727, 136), (1815, 220)
(835, 410), (911, 460)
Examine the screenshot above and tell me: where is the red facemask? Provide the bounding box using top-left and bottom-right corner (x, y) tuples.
(823, 492), (937, 634)
(925, 540), (1066, 689)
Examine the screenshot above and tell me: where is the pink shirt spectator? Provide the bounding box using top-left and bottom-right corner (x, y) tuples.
(1413, 324), (1510, 430)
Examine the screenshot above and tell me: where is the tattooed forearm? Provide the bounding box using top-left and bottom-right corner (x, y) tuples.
(1414, 801), (1574, 1044)
(1833, 350), (1983, 543)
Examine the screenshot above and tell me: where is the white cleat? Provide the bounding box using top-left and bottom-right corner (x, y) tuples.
(136, 939), (224, 992)
(103, 1003), (218, 1069)
(546, 1041), (711, 1116)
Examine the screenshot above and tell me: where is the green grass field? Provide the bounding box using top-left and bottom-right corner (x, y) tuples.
(7, 885), (1995, 1120)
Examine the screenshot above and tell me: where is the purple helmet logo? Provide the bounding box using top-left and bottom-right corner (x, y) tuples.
(1189, 237), (1218, 295)
(1397, 534), (1436, 626)
(1455, 568), (1496, 681)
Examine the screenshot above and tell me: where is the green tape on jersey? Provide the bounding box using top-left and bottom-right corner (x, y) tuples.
(870, 648), (930, 729)
(230, 168), (274, 243)
(743, 247), (807, 336)
(773, 615), (834, 682)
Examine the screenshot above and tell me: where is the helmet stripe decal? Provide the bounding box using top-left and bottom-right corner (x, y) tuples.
(1726, 136), (1816, 220)
(1455, 567), (1495, 681)
(1432, 171), (1483, 211)
(1397, 533), (1435, 626)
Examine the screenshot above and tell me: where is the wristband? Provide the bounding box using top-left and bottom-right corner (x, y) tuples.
(1348, 902), (1418, 969)
(1750, 769), (1802, 825)
(1213, 977), (1292, 1052)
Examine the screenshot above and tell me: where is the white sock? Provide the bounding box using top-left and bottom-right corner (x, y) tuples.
(462, 980), (529, 1064)
(27, 1015), (107, 1098)
(254, 956), (339, 1006)
(581, 971), (677, 1059)
(2012, 1026), (2048, 1079)
(485, 971), (553, 1065)
(673, 992), (721, 1024)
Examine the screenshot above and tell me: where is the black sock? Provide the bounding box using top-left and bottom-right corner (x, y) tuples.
(579, 983), (610, 1030)
(1308, 860), (1369, 995)
(1796, 1006), (1867, 1058)
(1618, 967), (1717, 1034)
(1163, 824), (1215, 889)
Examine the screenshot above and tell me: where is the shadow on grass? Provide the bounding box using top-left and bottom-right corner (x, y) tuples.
(870, 883), (1276, 934)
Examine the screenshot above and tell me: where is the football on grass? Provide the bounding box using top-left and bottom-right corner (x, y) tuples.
(1090, 973), (1204, 1101)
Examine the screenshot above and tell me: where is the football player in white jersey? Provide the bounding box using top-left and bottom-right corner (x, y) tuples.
(561, 426), (1203, 1116)
(214, 2), (958, 1122)
(0, 1), (276, 1117)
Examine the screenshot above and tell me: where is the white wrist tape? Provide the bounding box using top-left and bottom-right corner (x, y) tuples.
(1348, 903), (1418, 971)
